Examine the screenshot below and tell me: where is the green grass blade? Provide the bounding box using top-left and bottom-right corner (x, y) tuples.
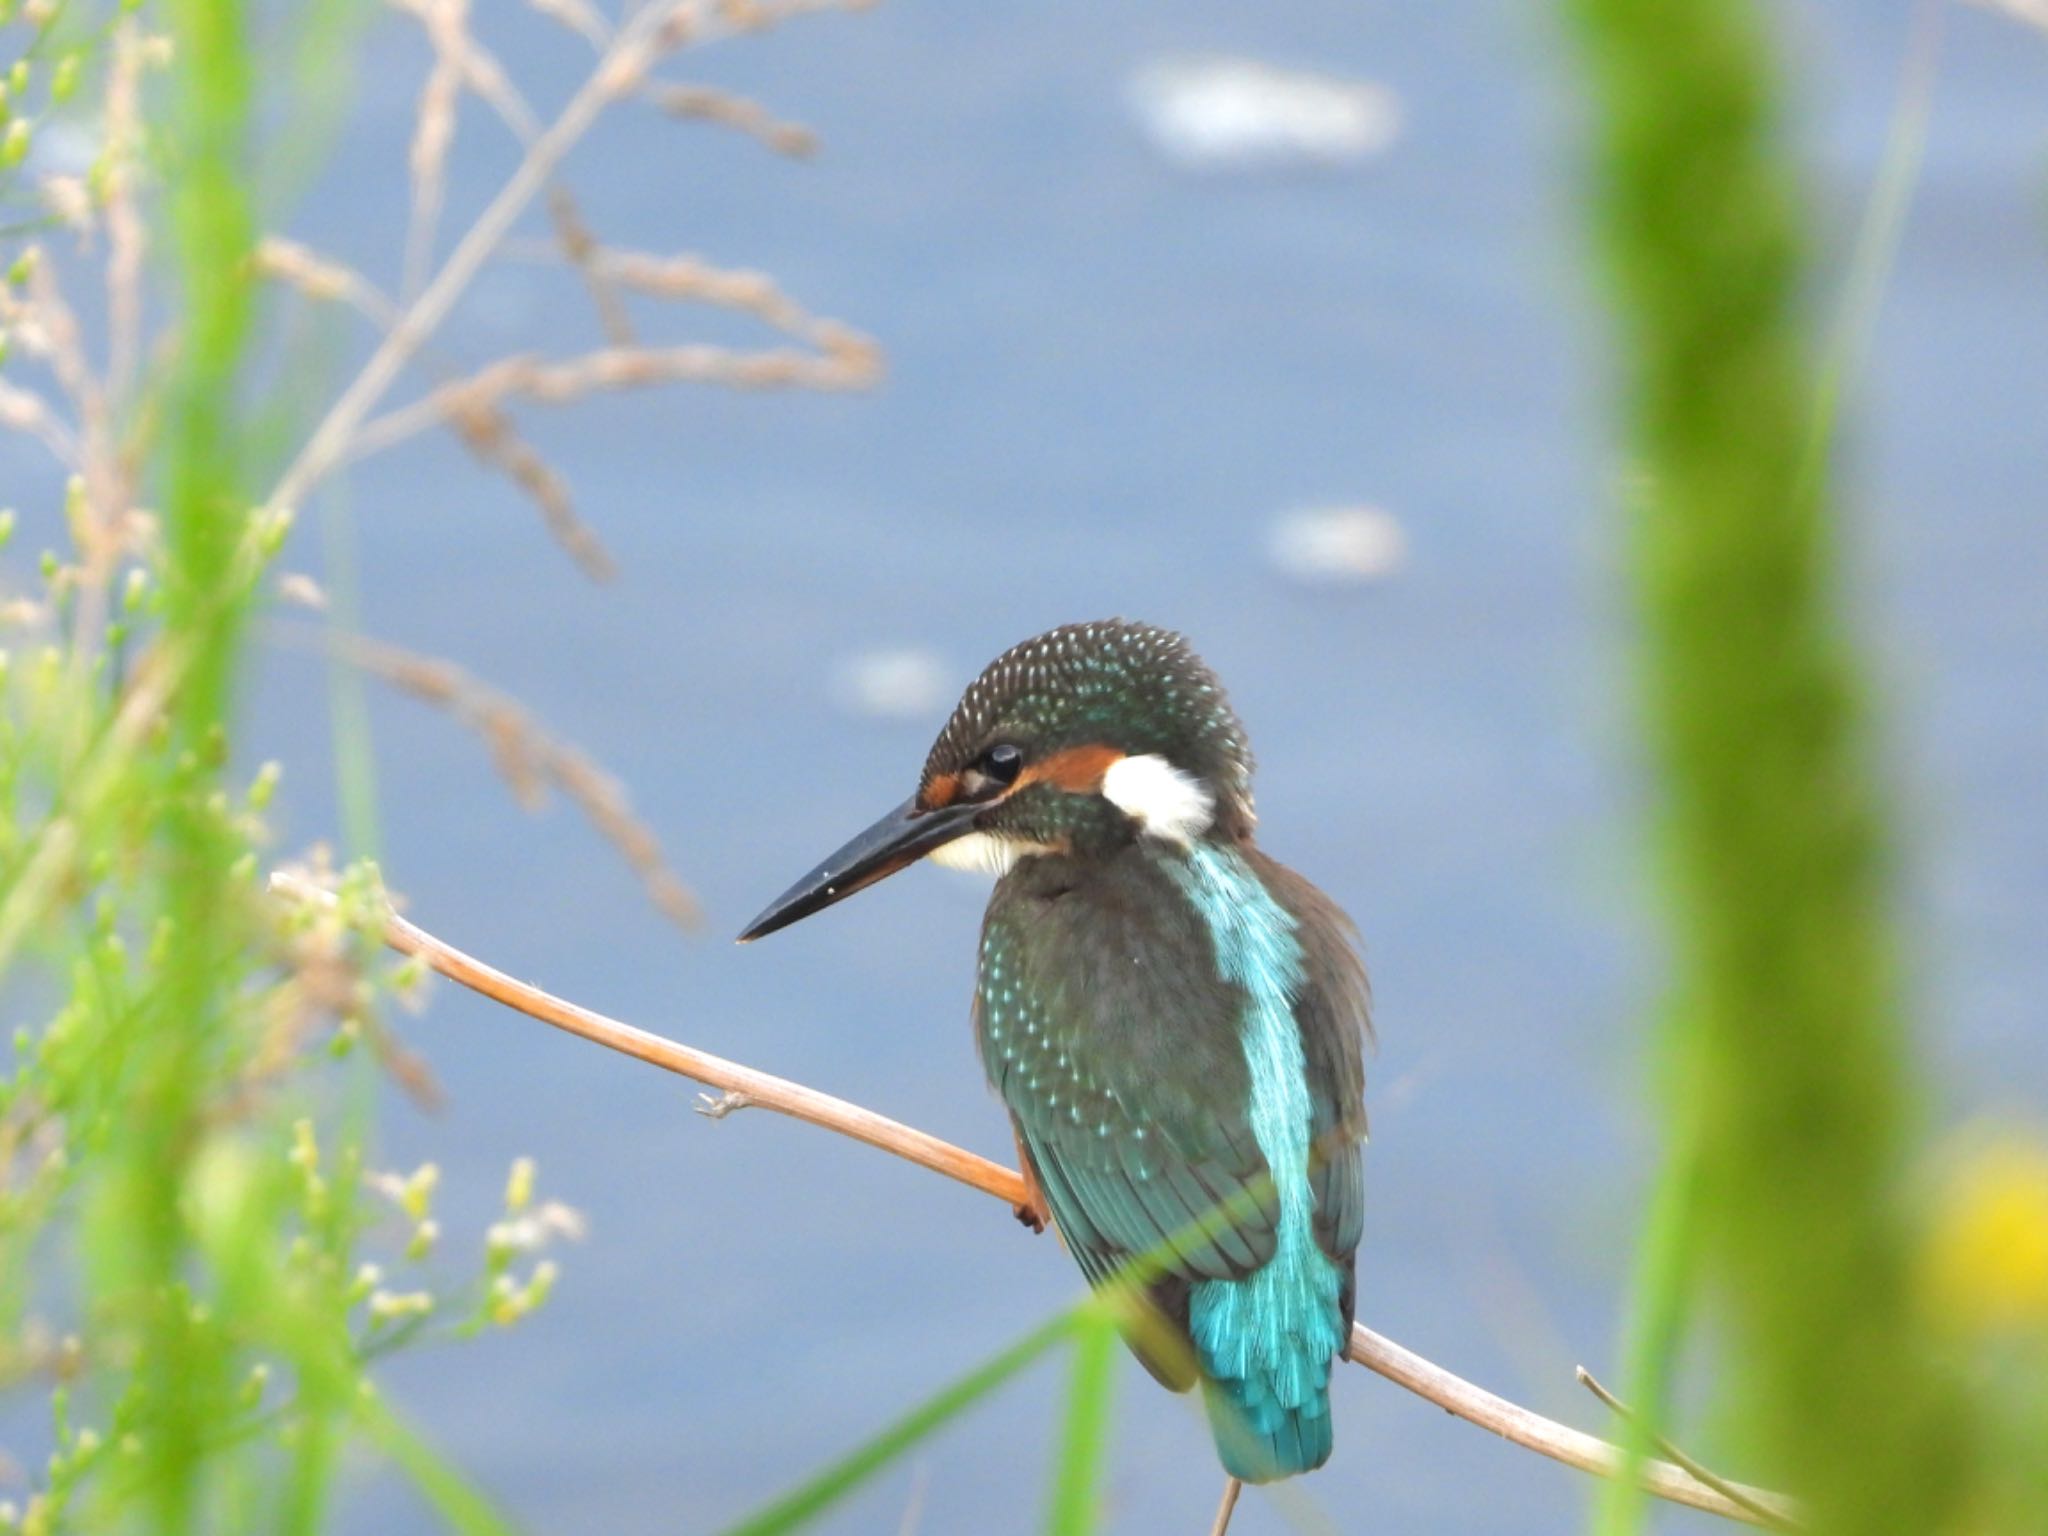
(358, 1399), (525, 1536)
(1043, 1301), (1120, 1536)
(1800, 0), (1945, 493)
(719, 1311), (1077, 1536)
(1590, 1082), (1704, 1535)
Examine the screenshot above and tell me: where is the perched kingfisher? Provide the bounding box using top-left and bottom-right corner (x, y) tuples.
(739, 620), (1369, 1483)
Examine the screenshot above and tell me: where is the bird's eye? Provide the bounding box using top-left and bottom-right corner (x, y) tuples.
(956, 743), (1025, 801)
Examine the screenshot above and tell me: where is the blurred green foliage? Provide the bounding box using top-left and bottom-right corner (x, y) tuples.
(1568, 0), (2048, 1531)
(0, 4), (573, 1531)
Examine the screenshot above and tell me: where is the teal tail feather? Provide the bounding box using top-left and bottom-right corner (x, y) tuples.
(1199, 1372), (1334, 1482)
(1189, 1266), (1343, 1483)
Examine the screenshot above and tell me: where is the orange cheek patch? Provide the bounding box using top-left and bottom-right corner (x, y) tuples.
(1018, 743), (1125, 794)
(919, 772), (962, 810)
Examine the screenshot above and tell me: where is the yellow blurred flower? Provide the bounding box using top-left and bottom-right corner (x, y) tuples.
(1922, 1135), (2048, 1332)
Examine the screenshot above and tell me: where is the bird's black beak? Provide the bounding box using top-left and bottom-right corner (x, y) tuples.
(736, 796), (982, 943)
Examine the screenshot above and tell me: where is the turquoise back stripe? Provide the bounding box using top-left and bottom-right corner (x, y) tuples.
(1170, 845), (1345, 1479)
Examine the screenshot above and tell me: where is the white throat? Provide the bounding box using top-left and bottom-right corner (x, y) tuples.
(1101, 752), (1214, 845)
(928, 831), (1046, 878)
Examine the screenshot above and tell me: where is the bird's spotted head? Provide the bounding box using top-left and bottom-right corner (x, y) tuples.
(738, 620), (1255, 941)
(917, 619), (1253, 870)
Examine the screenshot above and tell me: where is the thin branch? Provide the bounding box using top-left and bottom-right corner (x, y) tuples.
(265, 0), (870, 519)
(394, 0), (546, 148)
(260, 237), (630, 585)
(23, 250), (97, 414)
(1577, 1367), (1797, 1530)
(265, 872), (1801, 1529)
(392, 0), (550, 304)
(895, 1460), (931, 1536)
(320, 634), (694, 926)
(269, 871), (1010, 1200)
(437, 1), (543, 141)
(0, 380), (81, 467)
(490, 242), (870, 352)
(399, 0), (472, 299)
(395, 0), (637, 358)
(1209, 1475), (1242, 1536)
(644, 81), (818, 157)
(529, 0), (612, 49)
(1347, 1321), (1796, 1526)
(440, 391), (617, 581)
(344, 341), (877, 465)
(548, 186), (636, 346)
(254, 236), (403, 331)
(588, 250), (851, 345)
(265, 0), (701, 517)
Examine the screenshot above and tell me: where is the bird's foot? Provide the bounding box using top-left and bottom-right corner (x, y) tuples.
(1009, 1135), (1050, 1235)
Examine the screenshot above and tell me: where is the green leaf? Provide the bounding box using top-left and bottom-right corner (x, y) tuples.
(358, 1399), (524, 1536)
(1043, 1301), (1120, 1536)
(718, 1310), (1076, 1536)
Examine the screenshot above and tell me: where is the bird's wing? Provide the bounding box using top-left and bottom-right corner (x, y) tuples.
(978, 867), (1283, 1293)
(1016, 1091), (1278, 1290)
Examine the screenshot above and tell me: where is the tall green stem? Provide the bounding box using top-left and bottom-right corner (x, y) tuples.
(134, 0), (257, 1525)
(1563, 0), (1971, 1529)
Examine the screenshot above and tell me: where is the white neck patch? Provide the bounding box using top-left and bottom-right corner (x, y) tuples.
(1101, 752), (1214, 845)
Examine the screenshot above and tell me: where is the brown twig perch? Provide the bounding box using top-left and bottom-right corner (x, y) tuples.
(265, 870), (1800, 1529)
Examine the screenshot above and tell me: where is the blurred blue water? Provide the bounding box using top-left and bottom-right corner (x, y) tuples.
(222, 0), (2048, 1531)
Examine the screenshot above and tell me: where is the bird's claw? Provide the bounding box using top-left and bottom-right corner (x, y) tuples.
(1013, 1198), (1049, 1234)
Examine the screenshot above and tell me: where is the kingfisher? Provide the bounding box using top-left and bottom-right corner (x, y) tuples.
(739, 620), (1369, 1483)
